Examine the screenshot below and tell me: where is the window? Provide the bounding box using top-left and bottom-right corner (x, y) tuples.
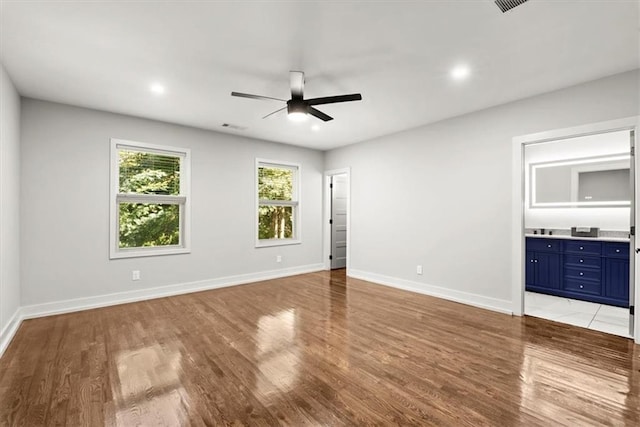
(110, 139), (190, 258)
(256, 159), (301, 247)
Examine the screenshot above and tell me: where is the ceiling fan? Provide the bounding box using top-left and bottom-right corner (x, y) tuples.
(231, 71), (362, 122)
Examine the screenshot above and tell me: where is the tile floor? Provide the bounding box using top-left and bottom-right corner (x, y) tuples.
(525, 291), (631, 338)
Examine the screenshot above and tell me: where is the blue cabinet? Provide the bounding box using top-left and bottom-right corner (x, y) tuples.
(525, 237), (629, 307)
(603, 245), (629, 304)
(525, 240), (561, 292)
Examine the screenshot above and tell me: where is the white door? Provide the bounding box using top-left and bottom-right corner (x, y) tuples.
(331, 174), (348, 269)
(631, 129), (636, 337)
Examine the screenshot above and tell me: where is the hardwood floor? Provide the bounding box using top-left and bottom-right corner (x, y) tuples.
(0, 270), (638, 426)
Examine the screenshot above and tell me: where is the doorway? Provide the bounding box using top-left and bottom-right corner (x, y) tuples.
(512, 117), (640, 343)
(324, 168), (350, 271)
(330, 174), (348, 269)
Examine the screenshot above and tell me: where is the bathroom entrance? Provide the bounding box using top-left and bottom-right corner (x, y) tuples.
(515, 122), (637, 339)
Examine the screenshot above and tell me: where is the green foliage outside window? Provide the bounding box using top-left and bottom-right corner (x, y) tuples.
(259, 206), (293, 239)
(119, 203), (180, 247)
(258, 166), (295, 239)
(118, 150), (181, 248)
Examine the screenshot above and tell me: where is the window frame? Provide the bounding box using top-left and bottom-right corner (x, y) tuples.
(110, 138), (191, 259)
(255, 158), (302, 248)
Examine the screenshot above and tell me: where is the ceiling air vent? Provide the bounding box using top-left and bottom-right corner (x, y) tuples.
(221, 123), (247, 131)
(495, 0), (529, 13)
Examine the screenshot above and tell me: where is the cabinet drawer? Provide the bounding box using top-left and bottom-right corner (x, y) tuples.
(526, 238), (560, 253)
(564, 267), (601, 282)
(564, 254), (601, 269)
(564, 278), (601, 295)
(563, 240), (601, 255)
(603, 242), (629, 259)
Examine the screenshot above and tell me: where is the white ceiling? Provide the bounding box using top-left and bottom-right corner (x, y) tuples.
(1, 1), (638, 150)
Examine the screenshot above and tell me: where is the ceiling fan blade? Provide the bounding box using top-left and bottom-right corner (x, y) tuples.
(262, 106), (287, 119)
(306, 93), (362, 106)
(308, 107), (333, 122)
(231, 92), (286, 102)
(290, 71), (305, 100)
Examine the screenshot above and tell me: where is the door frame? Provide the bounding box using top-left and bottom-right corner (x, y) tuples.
(323, 168), (351, 271)
(511, 116), (640, 344)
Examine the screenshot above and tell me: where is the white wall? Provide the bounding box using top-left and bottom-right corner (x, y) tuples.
(20, 99), (324, 307)
(524, 130), (631, 231)
(0, 64), (21, 337)
(325, 70), (639, 308)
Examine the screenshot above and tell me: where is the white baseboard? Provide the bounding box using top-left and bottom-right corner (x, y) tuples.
(0, 263), (324, 357)
(0, 308), (22, 358)
(20, 263), (324, 320)
(348, 269), (513, 315)
(0, 264), (324, 359)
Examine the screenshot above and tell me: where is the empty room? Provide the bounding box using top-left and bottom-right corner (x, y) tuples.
(1, 0), (639, 425)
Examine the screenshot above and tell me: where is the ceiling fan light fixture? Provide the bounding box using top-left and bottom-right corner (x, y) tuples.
(287, 111), (308, 122)
(287, 101), (308, 122)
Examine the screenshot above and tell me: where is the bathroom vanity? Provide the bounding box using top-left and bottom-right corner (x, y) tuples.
(525, 235), (629, 307)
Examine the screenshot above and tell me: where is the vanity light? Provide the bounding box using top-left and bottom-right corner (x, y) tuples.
(530, 153), (631, 208)
(534, 155), (629, 168)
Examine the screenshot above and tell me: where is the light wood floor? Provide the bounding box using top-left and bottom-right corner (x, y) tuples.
(1, 270), (638, 426)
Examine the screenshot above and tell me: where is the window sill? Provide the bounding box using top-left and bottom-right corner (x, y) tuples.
(110, 246), (190, 259)
(255, 239), (301, 248)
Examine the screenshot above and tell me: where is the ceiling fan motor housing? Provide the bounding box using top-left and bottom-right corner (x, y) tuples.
(287, 99), (308, 114)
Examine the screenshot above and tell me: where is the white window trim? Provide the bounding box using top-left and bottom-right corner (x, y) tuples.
(110, 138), (191, 259)
(255, 158), (302, 248)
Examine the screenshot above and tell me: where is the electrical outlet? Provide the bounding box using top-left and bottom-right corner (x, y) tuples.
(132, 270), (141, 281)
(416, 265), (423, 275)
(276, 255), (282, 263)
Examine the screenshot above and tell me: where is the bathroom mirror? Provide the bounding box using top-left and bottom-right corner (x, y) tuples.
(530, 154), (630, 208)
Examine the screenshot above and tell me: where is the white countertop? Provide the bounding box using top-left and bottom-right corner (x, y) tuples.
(525, 234), (630, 243)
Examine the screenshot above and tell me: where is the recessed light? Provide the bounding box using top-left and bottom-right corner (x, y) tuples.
(150, 83), (165, 95)
(311, 124), (320, 131)
(450, 65), (470, 81)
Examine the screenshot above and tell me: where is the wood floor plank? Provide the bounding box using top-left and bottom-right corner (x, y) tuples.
(1, 270), (639, 426)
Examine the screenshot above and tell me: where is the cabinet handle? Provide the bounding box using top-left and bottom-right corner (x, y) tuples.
(616, 249), (620, 253)
(547, 244), (552, 248)
(579, 272), (584, 276)
(534, 260), (538, 263)
(579, 246), (583, 250)
(530, 259), (534, 263)
(579, 285), (584, 289)
(579, 259), (584, 263)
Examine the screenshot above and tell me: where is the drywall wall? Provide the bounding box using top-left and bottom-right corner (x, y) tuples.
(524, 130), (631, 231)
(325, 70), (639, 306)
(0, 63), (21, 336)
(20, 99), (324, 306)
